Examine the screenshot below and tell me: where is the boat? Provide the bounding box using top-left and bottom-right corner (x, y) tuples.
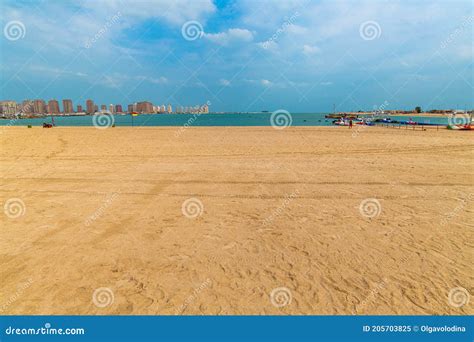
(333, 118), (349, 126)
(402, 118), (417, 125)
(447, 113), (473, 130)
(447, 124), (473, 130)
(326, 113), (358, 119)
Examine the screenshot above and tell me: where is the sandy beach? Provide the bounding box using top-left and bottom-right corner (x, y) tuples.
(0, 126), (472, 315)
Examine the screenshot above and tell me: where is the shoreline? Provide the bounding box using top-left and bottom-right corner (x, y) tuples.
(0, 111), (469, 120)
(351, 112), (464, 117)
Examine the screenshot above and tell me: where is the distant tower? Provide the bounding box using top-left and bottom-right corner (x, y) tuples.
(86, 99), (94, 114)
(47, 99), (60, 114)
(63, 99), (73, 114)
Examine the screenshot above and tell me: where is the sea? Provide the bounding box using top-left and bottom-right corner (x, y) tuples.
(0, 112), (449, 127)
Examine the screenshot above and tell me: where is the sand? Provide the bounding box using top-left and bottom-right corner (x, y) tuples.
(0, 126), (472, 315)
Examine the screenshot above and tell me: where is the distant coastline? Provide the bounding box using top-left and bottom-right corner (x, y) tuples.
(1, 110), (471, 120)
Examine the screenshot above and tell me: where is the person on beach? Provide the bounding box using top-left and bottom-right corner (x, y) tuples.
(349, 119), (353, 128)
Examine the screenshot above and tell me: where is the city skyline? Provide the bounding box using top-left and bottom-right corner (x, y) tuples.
(0, 98), (210, 115)
(1, 0), (473, 112)
(0, 99), (210, 117)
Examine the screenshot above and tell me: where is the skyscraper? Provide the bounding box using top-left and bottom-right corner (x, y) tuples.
(167, 104), (172, 113)
(0, 101), (17, 116)
(63, 99), (74, 114)
(86, 99), (94, 114)
(115, 104), (123, 113)
(77, 105), (83, 112)
(48, 100), (60, 114)
(22, 100), (34, 114)
(136, 101), (153, 114)
(33, 99), (47, 114)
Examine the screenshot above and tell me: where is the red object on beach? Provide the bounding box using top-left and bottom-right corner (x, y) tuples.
(43, 123), (53, 128)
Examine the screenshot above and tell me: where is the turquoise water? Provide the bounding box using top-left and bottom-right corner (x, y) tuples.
(0, 113), (448, 127)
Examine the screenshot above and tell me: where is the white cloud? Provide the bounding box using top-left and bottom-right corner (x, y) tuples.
(147, 76), (168, 84)
(82, 0), (216, 25)
(258, 40), (278, 51)
(205, 28), (254, 45)
(28, 65), (88, 77)
(219, 79), (231, 86)
(100, 74), (168, 88)
(261, 79), (272, 86)
(286, 24), (308, 35)
(2, 0), (216, 53)
(303, 44), (320, 55)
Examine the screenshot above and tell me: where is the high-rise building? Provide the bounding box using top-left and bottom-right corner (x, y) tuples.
(136, 101), (153, 113)
(33, 99), (47, 114)
(115, 104), (123, 113)
(94, 105), (99, 112)
(63, 99), (74, 114)
(77, 105), (83, 112)
(86, 99), (94, 114)
(201, 104), (209, 113)
(167, 104), (172, 113)
(100, 104), (106, 111)
(47, 100), (60, 114)
(0, 101), (17, 116)
(128, 104), (134, 113)
(109, 104), (114, 113)
(21, 100), (34, 114)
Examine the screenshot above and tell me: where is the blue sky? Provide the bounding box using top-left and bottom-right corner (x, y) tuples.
(0, 0), (472, 112)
